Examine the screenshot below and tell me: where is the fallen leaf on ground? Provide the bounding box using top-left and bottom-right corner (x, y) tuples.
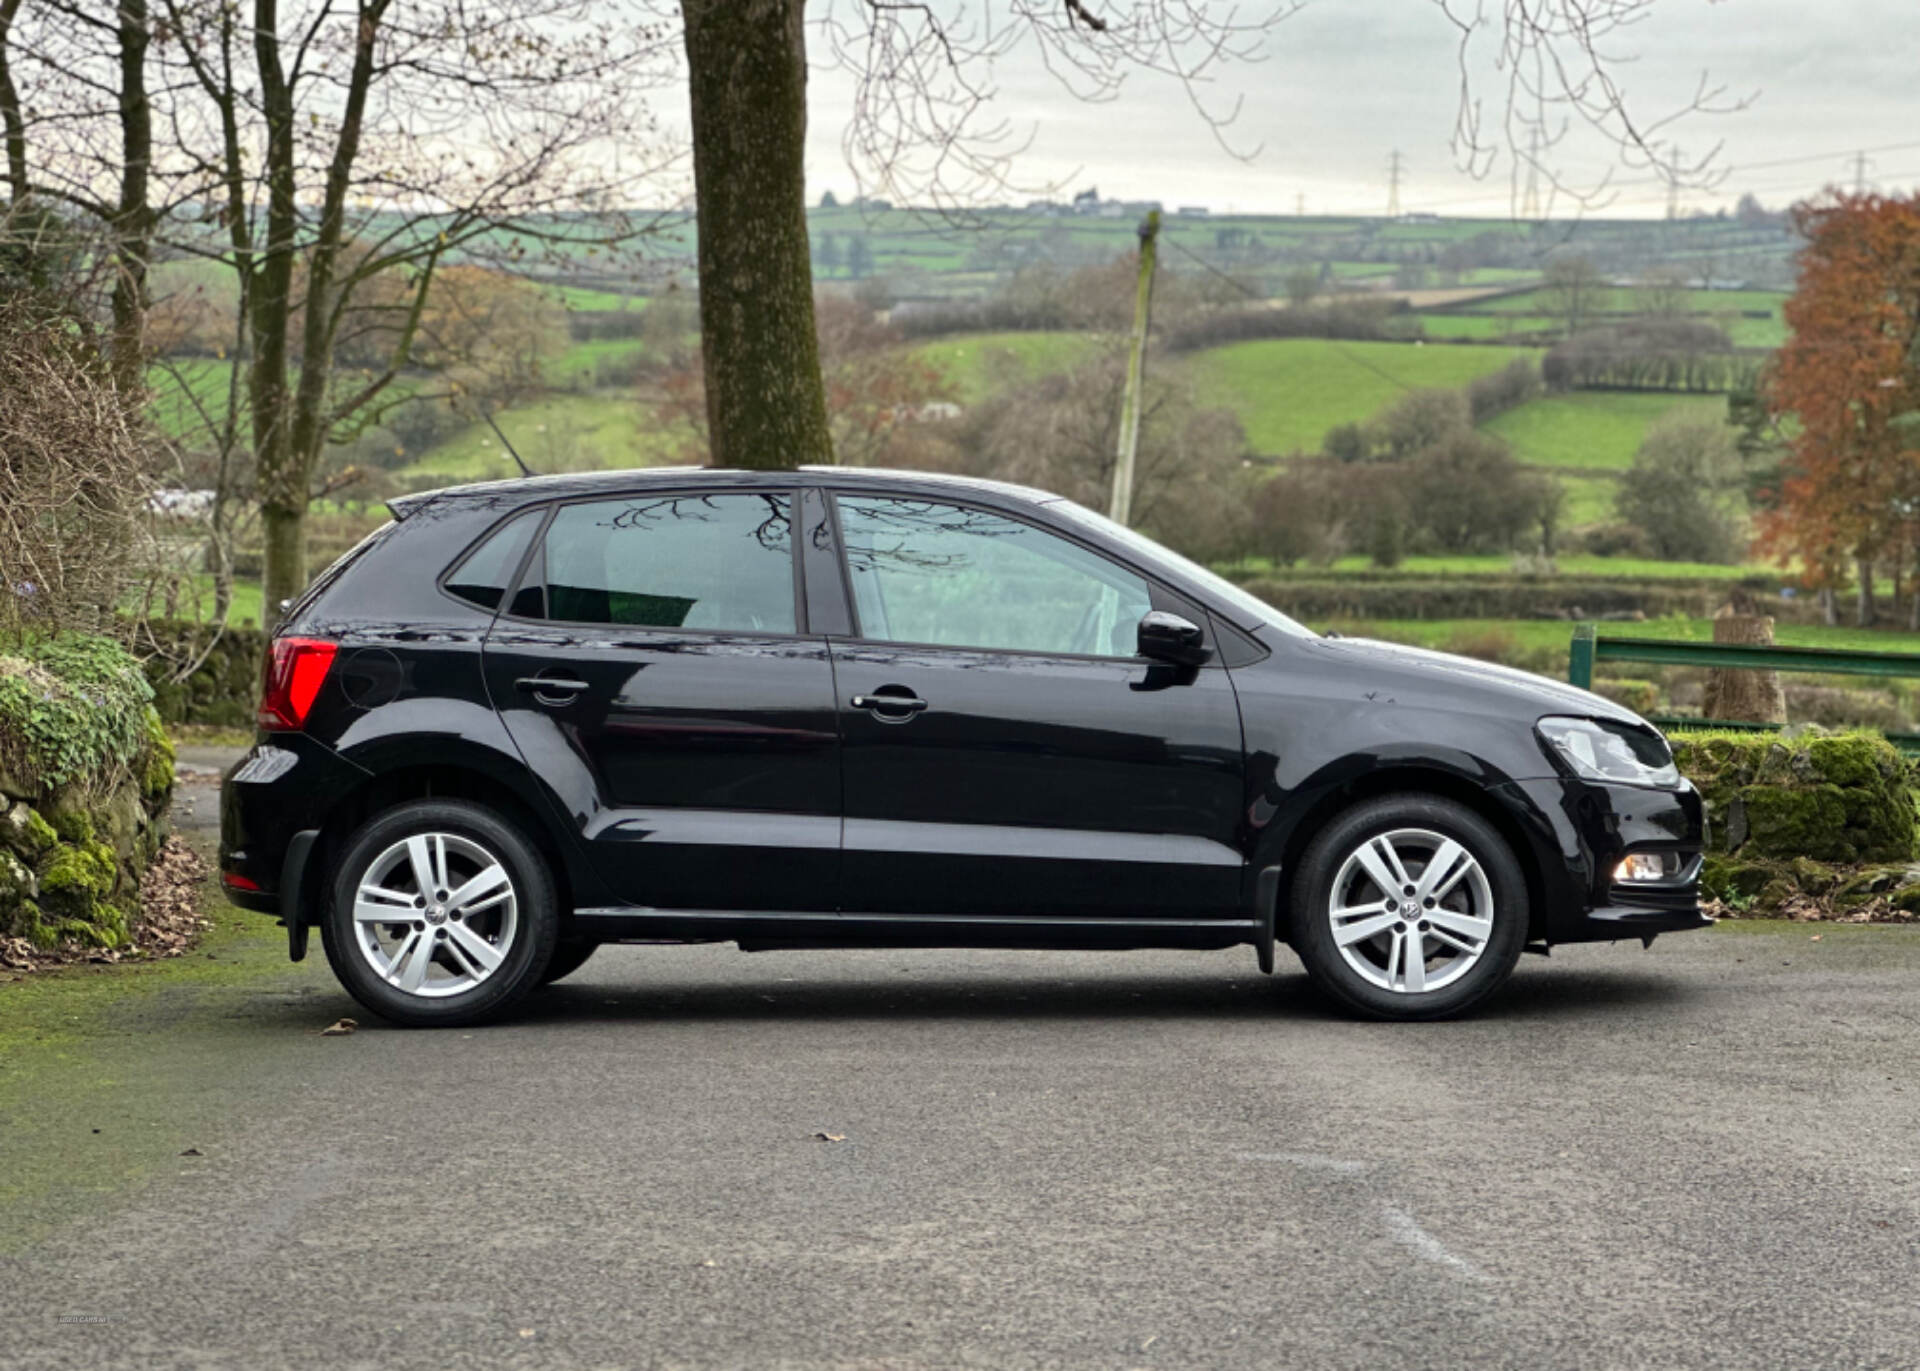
(813, 1131), (846, 1143)
(319, 1018), (358, 1036)
(180, 1147), (203, 1157)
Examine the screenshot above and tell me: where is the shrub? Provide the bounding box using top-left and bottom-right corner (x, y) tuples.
(1403, 430), (1546, 553)
(1321, 422), (1370, 463)
(1614, 415), (1749, 563)
(1252, 466), (1346, 568)
(1373, 388), (1470, 461)
(1465, 358), (1541, 423)
(0, 295), (151, 634)
(1579, 522), (1658, 559)
(0, 634), (160, 795)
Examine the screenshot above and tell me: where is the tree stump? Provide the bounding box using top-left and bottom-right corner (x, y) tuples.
(1701, 601), (1788, 724)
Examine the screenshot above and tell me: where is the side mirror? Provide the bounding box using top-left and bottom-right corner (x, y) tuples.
(1136, 610), (1211, 667)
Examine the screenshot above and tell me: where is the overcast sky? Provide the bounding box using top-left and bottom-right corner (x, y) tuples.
(795, 0), (1920, 218)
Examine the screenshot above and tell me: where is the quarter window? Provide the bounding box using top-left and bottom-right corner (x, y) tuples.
(835, 496), (1154, 657)
(534, 493), (796, 632)
(444, 509), (540, 610)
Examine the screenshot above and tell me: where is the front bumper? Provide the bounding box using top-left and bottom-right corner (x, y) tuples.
(1491, 777), (1711, 944)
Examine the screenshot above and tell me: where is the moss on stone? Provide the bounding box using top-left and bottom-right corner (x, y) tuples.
(49, 808), (94, 846)
(23, 806), (55, 854)
(1671, 730), (1915, 864)
(1804, 734), (1890, 790)
(1701, 853), (1777, 900)
(138, 707), (175, 802)
(1741, 783), (1851, 861)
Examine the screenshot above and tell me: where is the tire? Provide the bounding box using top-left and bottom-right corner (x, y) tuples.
(1290, 794), (1528, 1021)
(319, 799), (558, 1028)
(540, 940), (599, 985)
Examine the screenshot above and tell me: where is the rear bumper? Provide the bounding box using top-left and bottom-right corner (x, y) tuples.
(1491, 777), (1710, 944)
(219, 733), (370, 912)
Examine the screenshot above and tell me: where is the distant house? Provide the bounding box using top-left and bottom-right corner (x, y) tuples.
(1071, 187), (1101, 215)
(1176, 205), (1210, 218)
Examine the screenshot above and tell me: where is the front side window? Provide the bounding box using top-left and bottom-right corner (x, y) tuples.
(534, 493), (796, 632)
(835, 496), (1153, 657)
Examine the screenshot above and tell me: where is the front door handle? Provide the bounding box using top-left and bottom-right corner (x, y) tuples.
(516, 675), (591, 701)
(851, 692), (928, 716)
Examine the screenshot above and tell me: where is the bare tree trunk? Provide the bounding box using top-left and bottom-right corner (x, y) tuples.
(1856, 555), (1876, 627)
(1820, 586), (1837, 626)
(1701, 605), (1787, 725)
(107, 0), (153, 392)
(0, 0), (27, 203)
(681, 0), (832, 471)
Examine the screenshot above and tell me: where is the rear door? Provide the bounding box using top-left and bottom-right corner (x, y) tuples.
(826, 491), (1247, 921)
(481, 488), (841, 912)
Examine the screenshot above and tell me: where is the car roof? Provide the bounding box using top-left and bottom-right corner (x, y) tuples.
(388, 465), (1062, 520)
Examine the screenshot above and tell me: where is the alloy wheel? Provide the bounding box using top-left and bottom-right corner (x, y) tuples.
(1327, 827), (1495, 994)
(349, 832), (519, 998)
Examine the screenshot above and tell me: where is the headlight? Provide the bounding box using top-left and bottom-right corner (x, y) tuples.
(1537, 716), (1681, 788)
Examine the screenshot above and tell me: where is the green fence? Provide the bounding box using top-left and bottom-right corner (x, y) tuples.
(1567, 623), (1920, 754)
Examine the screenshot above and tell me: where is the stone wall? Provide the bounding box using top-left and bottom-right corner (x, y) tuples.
(139, 619), (267, 728)
(1671, 731), (1915, 865)
(1, 636), (177, 950)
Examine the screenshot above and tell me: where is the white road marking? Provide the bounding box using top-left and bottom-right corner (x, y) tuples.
(1234, 1150), (1375, 1175)
(1382, 1203), (1490, 1283)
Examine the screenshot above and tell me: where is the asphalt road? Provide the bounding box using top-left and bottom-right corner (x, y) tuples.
(4, 841), (1919, 1368)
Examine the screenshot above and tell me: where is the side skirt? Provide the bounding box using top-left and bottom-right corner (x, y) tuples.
(572, 907), (1260, 953)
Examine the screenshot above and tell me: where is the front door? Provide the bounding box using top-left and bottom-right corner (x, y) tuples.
(826, 493), (1247, 921)
(482, 489), (840, 912)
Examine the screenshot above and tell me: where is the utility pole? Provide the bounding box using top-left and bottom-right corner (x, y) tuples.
(1296, 191), (1306, 217)
(1520, 126), (1543, 219)
(1851, 150), (1873, 193)
(1665, 145), (1683, 220)
(1386, 150), (1404, 218)
(1108, 209), (1160, 527)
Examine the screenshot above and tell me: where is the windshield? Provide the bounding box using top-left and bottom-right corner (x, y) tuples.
(1044, 499), (1315, 639)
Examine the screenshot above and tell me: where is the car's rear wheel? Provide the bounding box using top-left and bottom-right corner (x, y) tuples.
(540, 940), (598, 984)
(320, 799), (557, 1027)
(1290, 794), (1527, 1020)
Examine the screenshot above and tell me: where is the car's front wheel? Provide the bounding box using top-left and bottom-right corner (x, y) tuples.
(1290, 795), (1528, 1020)
(320, 799), (558, 1027)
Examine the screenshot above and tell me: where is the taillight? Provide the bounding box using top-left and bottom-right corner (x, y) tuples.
(258, 637), (338, 730)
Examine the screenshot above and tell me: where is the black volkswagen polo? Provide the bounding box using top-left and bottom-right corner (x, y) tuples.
(221, 467), (1707, 1027)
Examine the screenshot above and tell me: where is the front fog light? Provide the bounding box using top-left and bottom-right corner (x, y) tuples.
(1614, 852), (1679, 882)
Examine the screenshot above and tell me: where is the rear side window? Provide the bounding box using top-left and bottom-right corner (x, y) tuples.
(533, 493), (796, 632)
(444, 510), (541, 610)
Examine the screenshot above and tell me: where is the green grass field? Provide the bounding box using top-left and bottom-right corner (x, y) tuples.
(544, 337), (650, 387)
(1456, 287), (1789, 348)
(1417, 314), (1558, 340)
(542, 284), (646, 311)
(1485, 392), (1727, 471)
(910, 331), (1106, 402)
(393, 392), (677, 483)
(1187, 339), (1531, 455)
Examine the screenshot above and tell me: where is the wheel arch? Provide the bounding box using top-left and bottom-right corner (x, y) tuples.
(1270, 764), (1552, 944)
(294, 762), (586, 930)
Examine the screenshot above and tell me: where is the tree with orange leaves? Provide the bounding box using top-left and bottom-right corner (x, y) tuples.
(1759, 192), (1920, 626)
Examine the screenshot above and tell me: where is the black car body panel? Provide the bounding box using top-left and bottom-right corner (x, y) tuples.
(222, 465), (1708, 967)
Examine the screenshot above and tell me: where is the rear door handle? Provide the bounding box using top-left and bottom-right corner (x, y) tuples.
(516, 675), (591, 699)
(851, 693), (928, 715)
